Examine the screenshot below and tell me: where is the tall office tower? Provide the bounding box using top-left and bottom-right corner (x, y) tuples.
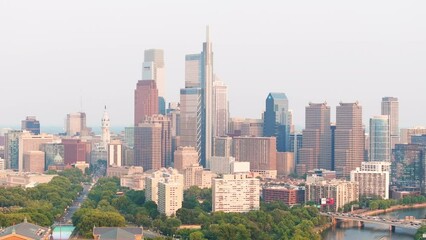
(108, 140), (122, 167)
(350, 161), (390, 199)
(174, 146), (199, 172)
(213, 136), (233, 158)
(167, 102), (181, 137)
(330, 124), (336, 170)
(23, 151), (45, 173)
(145, 115), (172, 168)
(124, 127), (135, 148)
(335, 102), (364, 178)
(134, 80), (159, 126)
(134, 123), (162, 171)
(232, 137), (277, 177)
(18, 132), (55, 172)
(369, 116), (391, 162)
(143, 49), (165, 98)
(4, 130), (22, 169)
(212, 173), (260, 213)
(298, 103), (332, 173)
(263, 93), (290, 152)
(101, 106), (111, 150)
(179, 88), (202, 163)
(391, 144), (425, 189)
(288, 110), (295, 134)
(66, 112), (88, 136)
(289, 133), (303, 164)
(158, 97), (166, 115)
(21, 116), (40, 135)
(183, 26), (214, 168)
(213, 79), (229, 137)
(381, 97), (399, 148)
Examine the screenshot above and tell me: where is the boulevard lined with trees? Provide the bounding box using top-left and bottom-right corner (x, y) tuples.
(0, 168), (87, 227)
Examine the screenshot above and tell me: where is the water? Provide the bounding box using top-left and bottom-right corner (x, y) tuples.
(52, 225), (75, 240)
(322, 208), (425, 240)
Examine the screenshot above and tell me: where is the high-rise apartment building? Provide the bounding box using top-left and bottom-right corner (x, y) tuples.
(369, 116), (391, 162)
(213, 79), (229, 137)
(212, 173), (260, 213)
(350, 161), (390, 199)
(134, 80), (159, 126)
(298, 103), (331, 173)
(305, 179), (359, 212)
(66, 112), (88, 136)
(335, 102), (364, 178)
(228, 118), (263, 137)
(263, 93), (291, 152)
(232, 137), (277, 175)
(183, 163), (215, 189)
(21, 116), (40, 135)
(276, 152), (295, 177)
(145, 168), (184, 217)
(381, 97), (399, 148)
(134, 123), (162, 171)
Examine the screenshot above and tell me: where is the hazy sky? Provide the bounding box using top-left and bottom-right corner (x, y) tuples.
(1, 1), (425, 130)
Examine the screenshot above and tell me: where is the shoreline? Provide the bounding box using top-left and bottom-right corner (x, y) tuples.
(360, 203), (426, 216)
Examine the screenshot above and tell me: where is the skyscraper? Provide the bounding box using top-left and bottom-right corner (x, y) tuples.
(101, 106), (111, 150)
(66, 112), (88, 136)
(381, 97), (399, 148)
(144, 115), (172, 168)
(263, 93), (290, 152)
(179, 88), (202, 163)
(21, 116), (40, 135)
(134, 123), (162, 171)
(335, 102), (364, 178)
(182, 26), (215, 168)
(369, 116), (391, 162)
(213, 79), (229, 137)
(298, 102), (332, 173)
(134, 80), (158, 126)
(143, 49), (165, 98)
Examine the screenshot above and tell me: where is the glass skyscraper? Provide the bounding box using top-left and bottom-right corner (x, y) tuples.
(263, 93), (290, 152)
(370, 115), (391, 162)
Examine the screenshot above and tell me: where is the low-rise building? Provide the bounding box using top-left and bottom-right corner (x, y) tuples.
(107, 166), (144, 178)
(0, 218), (51, 240)
(5, 172), (57, 188)
(93, 227), (143, 240)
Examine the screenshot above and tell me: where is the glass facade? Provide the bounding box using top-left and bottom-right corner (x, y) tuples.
(263, 93), (290, 152)
(370, 116), (390, 162)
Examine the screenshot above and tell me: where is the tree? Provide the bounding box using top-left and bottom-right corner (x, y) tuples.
(189, 231), (206, 240)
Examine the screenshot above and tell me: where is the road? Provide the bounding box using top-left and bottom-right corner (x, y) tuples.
(54, 183), (92, 225)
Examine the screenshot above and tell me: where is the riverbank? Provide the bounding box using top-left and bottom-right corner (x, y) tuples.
(360, 203), (426, 217)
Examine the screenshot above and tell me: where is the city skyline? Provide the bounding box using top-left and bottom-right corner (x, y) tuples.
(1, 1), (426, 129)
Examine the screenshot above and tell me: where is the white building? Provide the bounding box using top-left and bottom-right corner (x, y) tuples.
(101, 106), (111, 150)
(212, 173), (260, 213)
(213, 79), (229, 137)
(350, 161), (390, 199)
(143, 49), (165, 98)
(145, 168), (184, 216)
(210, 156), (250, 175)
(183, 164), (215, 189)
(0, 158), (5, 171)
(108, 140), (122, 167)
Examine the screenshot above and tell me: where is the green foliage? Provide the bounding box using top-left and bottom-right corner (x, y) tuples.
(0, 168), (86, 227)
(415, 225), (426, 240)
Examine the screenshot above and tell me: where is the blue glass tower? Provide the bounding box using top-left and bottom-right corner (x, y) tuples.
(263, 93), (290, 152)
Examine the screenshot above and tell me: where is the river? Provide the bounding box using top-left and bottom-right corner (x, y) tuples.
(322, 208), (426, 239)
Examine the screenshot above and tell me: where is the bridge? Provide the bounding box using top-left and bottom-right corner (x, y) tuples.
(320, 212), (423, 231)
